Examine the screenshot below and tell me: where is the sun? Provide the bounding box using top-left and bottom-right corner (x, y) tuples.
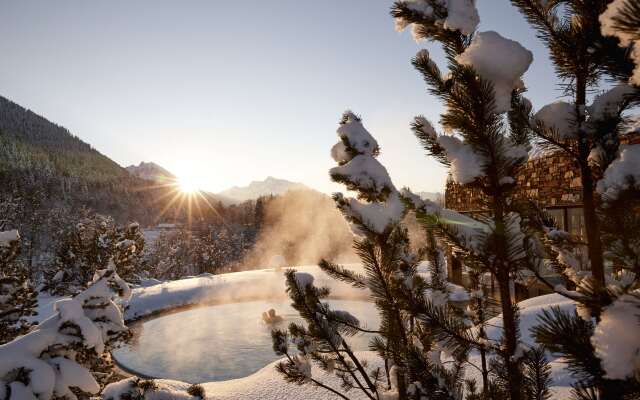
(177, 175), (199, 193)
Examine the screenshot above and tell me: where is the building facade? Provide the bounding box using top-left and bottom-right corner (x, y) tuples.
(442, 131), (640, 301)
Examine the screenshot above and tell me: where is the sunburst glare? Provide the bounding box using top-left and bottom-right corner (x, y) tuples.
(177, 175), (199, 193)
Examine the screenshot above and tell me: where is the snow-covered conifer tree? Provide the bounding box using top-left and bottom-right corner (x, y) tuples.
(45, 213), (118, 295)
(43, 214), (147, 295)
(391, 1), (542, 397)
(0, 230), (37, 345)
(501, 1), (640, 398)
(272, 112), (469, 399)
(113, 222), (146, 282)
(509, 0), (640, 292)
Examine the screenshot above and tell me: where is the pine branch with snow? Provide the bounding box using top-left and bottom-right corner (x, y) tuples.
(600, 0), (640, 85)
(514, 198), (640, 397)
(502, 3), (640, 396)
(531, 300), (640, 399)
(272, 270), (383, 399)
(406, 192), (559, 398)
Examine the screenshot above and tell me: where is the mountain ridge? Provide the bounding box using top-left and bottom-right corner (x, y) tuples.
(218, 176), (307, 203)
(126, 161), (175, 182)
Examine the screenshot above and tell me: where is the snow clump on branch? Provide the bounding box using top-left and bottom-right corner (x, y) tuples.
(330, 112), (405, 236)
(591, 293), (640, 380)
(395, 0), (479, 37)
(532, 101), (577, 139)
(596, 144), (640, 199)
(455, 31), (533, 114)
(600, 0), (640, 85)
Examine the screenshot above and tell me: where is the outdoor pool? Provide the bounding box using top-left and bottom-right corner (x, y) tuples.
(113, 299), (379, 383)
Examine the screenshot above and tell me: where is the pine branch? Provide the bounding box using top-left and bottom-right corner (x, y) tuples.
(318, 259), (367, 289)
(391, 1), (468, 59)
(282, 270), (378, 399)
(412, 116), (450, 166)
(530, 120), (579, 158)
(508, 92), (533, 146)
(522, 345), (553, 400)
(607, 0), (640, 42)
(531, 306), (603, 384)
(277, 354), (352, 400)
(414, 299), (483, 359)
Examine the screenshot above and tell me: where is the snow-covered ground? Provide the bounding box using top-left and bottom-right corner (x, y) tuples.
(465, 293), (576, 398)
(28, 292), (65, 324)
(107, 352), (382, 400)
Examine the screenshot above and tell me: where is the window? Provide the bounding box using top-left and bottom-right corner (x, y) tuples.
(568, 208), (586, 239)
(546, 208), (566, 231)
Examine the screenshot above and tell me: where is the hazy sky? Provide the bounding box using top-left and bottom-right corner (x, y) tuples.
(0, 1), (562, 193)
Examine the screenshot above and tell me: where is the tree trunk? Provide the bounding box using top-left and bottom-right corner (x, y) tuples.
(497, 267), (522, 400)
(579, 160), (605, 287)
(478, 312), (489, 392)
(494, 201), (522, 400)
(575, 73), (606, 291)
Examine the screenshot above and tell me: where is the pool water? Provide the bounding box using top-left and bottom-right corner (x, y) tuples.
(113, 299), (379, 383)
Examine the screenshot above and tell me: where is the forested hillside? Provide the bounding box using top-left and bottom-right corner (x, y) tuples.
(0, 95), (237, 270)
(0, 96), (127, 181)
(0, 95), (232, 225)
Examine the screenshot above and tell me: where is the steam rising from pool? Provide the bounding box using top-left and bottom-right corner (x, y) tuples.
(240, 189), (429, 269)
(114, 299), (379, 383)
(242, 189), (358, 268)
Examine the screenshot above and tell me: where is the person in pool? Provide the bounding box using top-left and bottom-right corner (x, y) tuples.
(262, 308), (283, 324)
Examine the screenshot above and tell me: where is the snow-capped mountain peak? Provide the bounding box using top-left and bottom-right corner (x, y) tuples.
(218, 176), (306, 203)
(126, 161), (175, 182)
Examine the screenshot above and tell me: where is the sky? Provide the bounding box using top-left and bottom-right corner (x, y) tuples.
(0, 1), (563, 194)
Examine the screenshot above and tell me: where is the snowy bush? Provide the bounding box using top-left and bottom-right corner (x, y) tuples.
(112, 222), (146, 282)
(0, 266), (131, 399)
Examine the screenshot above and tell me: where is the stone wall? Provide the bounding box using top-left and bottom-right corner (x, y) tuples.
(445, 152), (581, 211)
(444, 133), (640, 212)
